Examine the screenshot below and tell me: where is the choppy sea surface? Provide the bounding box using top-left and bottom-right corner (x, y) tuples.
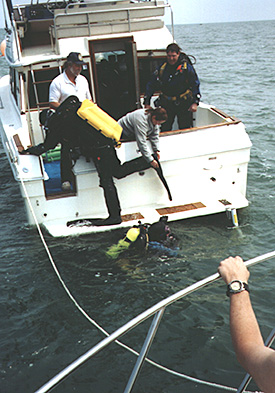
(1, 20), (275, 393)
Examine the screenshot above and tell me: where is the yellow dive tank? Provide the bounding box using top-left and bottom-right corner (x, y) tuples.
(77, 100), (122, 143)
(106, 227), (141, 259)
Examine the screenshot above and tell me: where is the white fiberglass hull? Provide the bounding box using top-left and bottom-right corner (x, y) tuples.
(0, 72), (251, 236)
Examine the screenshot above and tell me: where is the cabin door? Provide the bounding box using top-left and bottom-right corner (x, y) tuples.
(89, 37), (140, 120)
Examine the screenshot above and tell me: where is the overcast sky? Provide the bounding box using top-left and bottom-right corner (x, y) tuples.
(1, 0), (275, 28)
(166, 0), (275, 24)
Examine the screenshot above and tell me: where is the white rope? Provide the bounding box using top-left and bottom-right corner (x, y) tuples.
(18, 175), (265, 393)
(19, 176), (108, 335)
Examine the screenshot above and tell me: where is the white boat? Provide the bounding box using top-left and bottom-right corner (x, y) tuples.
(0, 0), (252, 237)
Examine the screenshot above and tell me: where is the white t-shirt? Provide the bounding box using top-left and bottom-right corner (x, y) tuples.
(49, 71), (92, 104)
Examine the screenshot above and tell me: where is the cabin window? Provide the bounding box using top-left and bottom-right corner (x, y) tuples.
(28, 67), (60, 109)
(138, 57), (166, 94)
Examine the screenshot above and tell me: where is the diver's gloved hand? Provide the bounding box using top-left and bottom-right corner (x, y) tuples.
(20, 143), (46, 156)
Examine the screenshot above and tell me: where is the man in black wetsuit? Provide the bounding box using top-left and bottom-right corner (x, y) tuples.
(21, 96), (152, 226)
(144, 43), (201, 131)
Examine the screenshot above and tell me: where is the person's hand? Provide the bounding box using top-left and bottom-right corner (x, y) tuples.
(218, 256), (250, 285)
(188, 103), (198, 112)
(49, 101), (60, 110)
(154, 151), (160, 161)
(150, 159), (159, 169)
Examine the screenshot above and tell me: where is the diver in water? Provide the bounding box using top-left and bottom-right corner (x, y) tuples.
(106, 216), (178, 259)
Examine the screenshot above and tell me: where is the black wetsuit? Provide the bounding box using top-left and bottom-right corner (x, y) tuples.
(40, 96), (151, 223)
(144, 53), (201, 131)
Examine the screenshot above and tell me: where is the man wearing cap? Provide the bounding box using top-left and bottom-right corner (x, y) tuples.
(47, 52), (92, 191)
(21, 52), (92, 190)
(49, 52), (92, 111)
(21, 52), (122, 226)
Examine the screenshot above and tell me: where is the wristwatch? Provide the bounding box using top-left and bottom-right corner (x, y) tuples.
(226, 280), (250, 297)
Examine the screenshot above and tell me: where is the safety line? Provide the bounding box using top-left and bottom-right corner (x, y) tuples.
(18, 175), (259, 393)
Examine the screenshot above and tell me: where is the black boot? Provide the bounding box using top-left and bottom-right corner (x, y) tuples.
(91, 216), (122, 226)
(92, 179), (122, 226)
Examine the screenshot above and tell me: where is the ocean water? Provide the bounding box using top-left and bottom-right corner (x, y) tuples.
(1, 20), (275, 393)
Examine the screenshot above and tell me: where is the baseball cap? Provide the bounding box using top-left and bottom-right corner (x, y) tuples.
(67, 52), (86, 65)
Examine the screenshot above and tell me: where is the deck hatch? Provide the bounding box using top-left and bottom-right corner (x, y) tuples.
(156, 202), (206, 215)
(121, 213), (144, 222)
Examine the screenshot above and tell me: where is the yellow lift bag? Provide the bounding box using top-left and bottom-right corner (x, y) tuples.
(77, 100), (122, 143)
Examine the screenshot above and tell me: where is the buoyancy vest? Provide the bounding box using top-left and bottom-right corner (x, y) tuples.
(155, 54), (195, 100)
(77, 99), (122, 144)
(159, 59), (188, 79)
(47, 95), (123, 150)
(158, 52), (194, 80)
(106, 225), (149, 259)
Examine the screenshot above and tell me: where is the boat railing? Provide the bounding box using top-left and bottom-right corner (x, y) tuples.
(34, 251), (275, 393)
(50, 0), (167, 53)
(9, 0), (174, 54)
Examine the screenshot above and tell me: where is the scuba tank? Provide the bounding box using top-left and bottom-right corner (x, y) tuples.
(106, 217), (178, 259)
(76, 99), (122, 146)
(106, 225), (149, 259)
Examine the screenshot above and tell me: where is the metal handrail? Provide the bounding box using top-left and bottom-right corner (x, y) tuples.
(57, 4), (166, 18)
(124, 308), (165, 393)
(34, 250), (275, 393)
(52, 2), (167, 52)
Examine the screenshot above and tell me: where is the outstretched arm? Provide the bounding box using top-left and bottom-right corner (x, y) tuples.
(218, 256), (275, 393)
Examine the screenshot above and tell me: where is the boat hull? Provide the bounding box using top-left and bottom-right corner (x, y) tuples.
(0, 74), (251, 236)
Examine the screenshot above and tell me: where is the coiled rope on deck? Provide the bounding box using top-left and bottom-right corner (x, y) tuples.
(18, 175), (275, 393)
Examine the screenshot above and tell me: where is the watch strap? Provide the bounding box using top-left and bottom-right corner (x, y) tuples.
(226, 280), (250, 297)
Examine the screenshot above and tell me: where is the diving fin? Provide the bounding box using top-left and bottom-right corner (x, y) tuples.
(152, 153), (172, 201)
(67, 218), (94, 227)
(67, 216), (122, 227)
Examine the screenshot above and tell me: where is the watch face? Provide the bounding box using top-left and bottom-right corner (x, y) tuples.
(231, 281), (242, 291)
(227, 280), (249, 297)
